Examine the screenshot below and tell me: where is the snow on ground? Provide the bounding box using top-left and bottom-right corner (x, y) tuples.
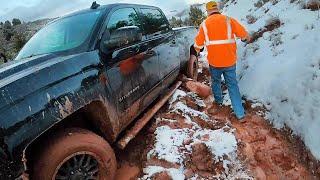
(141, 89), (251, 179)
(221, 0), (320, 159)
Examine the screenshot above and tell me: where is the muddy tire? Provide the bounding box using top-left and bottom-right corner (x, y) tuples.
(33, 128), (116, 180)
(187, 55), (199, 81)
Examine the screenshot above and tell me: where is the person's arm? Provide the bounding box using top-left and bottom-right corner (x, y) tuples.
(231, 18), (251, 42)
(194, 23), (206, 53)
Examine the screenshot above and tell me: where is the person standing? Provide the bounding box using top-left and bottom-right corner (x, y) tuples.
(194, 1), (251, 120)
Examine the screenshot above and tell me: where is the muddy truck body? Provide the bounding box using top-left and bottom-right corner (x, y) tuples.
(0, 3), (197, 179)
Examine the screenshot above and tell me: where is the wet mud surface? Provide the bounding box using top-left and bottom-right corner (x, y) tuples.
(208, 104), (316, 179)
(114, 63), (318, 179)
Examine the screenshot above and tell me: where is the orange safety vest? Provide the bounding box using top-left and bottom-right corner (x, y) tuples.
(194, 13), (248, 67)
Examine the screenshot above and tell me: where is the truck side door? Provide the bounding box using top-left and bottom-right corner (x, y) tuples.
(139, 8), (180, 85)
(99, 6), (160, 129)
(99, 7), (147, 124)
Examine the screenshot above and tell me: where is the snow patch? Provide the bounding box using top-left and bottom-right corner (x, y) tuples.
(169, 89), (187, 105)
(171, 101), (209, 121)
(143, 89), (250, 179)
(193, 128), (237, 159)
(223, 0), (320, 159)
(147, 126), (191, 164)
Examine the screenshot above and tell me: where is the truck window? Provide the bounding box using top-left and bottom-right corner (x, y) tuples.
(16, 11), (102, 60)
(104, 8), (142, 50)
(139, 8), (170, 37)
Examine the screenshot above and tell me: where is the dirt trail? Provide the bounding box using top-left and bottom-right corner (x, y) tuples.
(115, 123), (150, 180)
(114, 65), (318, 179)
(200, 65), (316, 179)
(234, 113), (312, 179)
(206, 102), (314, 179)
(114, 97), (316, 179)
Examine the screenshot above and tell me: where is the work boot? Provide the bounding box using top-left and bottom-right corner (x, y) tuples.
(237, 116), (247, 123)
(230, 113), (247, 123)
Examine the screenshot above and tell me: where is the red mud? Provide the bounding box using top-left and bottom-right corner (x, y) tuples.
(185, 81), (212, 98)
(205, 100), (317, 179)
(198, 65), (318, 179)
(115, 120), (152, 180)
(115, 92), (318, 179)
(115, 162), (140, 180)
(114, 65), (318, 179)
(185, 143), (224, 178)
(152, 171), (172, 180)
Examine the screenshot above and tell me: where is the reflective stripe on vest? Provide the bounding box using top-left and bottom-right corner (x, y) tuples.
(194, 43), (204, 49)
(202, 21), (210, 43)
(203, 16), (236, 46)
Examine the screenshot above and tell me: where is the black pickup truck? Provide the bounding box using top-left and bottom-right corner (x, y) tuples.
(0, 2), (197, 180)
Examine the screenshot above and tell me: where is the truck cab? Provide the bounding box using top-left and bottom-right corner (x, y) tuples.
(0, 3), (196, 179)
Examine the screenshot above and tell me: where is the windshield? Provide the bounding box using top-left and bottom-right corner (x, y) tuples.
(16, 10), (102, 60)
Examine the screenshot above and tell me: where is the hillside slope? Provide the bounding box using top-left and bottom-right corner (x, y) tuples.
(0, 19), (50, 61)
(173, 3), (206, 20)
(223, 0), (320, 159)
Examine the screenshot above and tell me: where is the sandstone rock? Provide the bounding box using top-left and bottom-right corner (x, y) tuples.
(185, 81), (212, 98)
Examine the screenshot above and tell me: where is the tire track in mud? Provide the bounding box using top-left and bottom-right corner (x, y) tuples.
(207, 103), (316, 179)
(114, 63), (318, 179)
(198, 64), (316, 179)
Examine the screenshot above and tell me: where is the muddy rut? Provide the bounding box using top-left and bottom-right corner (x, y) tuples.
(114, 64), (318, 179)
(207, 102), (315, 179)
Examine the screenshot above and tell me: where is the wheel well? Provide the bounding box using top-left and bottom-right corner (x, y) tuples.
(24, 101), (116, 177)
(183, 45), (197, 70)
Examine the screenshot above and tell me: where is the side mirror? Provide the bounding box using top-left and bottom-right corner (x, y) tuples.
(102, 26), (142, 50)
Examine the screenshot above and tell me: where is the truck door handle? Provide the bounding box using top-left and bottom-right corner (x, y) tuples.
(128, 46), (140, 54)
(170, 40), (176, 47)
(146, 49), (156, 56)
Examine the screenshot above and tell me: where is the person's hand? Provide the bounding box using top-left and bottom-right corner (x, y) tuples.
(195, 48), (200, 53)
(241, 35), (251, 43)
(246, 35), (252, 43)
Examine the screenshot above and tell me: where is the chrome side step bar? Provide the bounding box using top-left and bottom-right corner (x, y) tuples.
(117, 81), (182, 149)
